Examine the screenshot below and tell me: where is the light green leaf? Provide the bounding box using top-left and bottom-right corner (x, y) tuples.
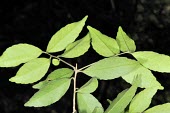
(129, 88), (157, 113)
(87, 26), (119, 57)
(83, 57), (139, 80)
(132, 51), (170, 73)
(61, 33), (90, 58)
(77, 93), (104, 113)
(0, 44), (42, 67)
(9, 58), (50, 84)
(25, 78), (71, 107)
(52, 59), (60, 66)
(105, 85), (138, 113)
(33, 68), (73, 89)
(92, 107), (104, 113)
(47, 68), (74, 80)
(122, 64), (163, 89)
(116, 26), (136, 52)
(77, 78), (98, 93)
(144, 103), (170, 113)
(32, 80), (49, 89)
(47, 16), (88, 53)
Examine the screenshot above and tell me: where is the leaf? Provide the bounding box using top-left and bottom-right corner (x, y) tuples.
(105, 84), (138, 113)
(0, 44), (42, 67)
(32, 80), (49, 89)
(129, 88), (157, 113)
(144, 103), (170, 113)
(92, 107), (104, 113)
(122, 64), (163, 89)
(52, 59), (60, 66)
(87, 26), (119, 57)
(9, 58), (50, 84)
(25, 78), (71, 107)
(33, 68), (73, 89)
(61, 33), (90, 58)
(116, 26), (136, 52)
(46, 16), (88, 53)
(132, 51), (170, 73)
(77, 93), (104, 113)
(83, 57), (139, 80)
(47, 68), (74, 80)
(77, 78), (98, 93)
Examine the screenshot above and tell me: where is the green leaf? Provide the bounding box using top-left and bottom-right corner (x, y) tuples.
(132, 51), (170, 73)
(61, 33), (90, 58)
(32, 80), (49, 89)
(116, 26), (136, 52)
(92, 107), (104, 113)
(9, 58), (50, 84)
(77, 78), (98, 93)
(87, 26), (119, 57)
(105, 85), (138, 113)
(129, 88), (157, 113)
(47, 16), (88, 53)
(52, 59), (60, 66)
(47, 68), (74, 80)
(83, 57), (139, 80)
(25, 78), (71, 107)
(144, 103), (170, 113)
(122, 64), (163, 89)
(77, 93), (104, 113)
(0, 44), (42, 67)
(33, 68), (73, 89)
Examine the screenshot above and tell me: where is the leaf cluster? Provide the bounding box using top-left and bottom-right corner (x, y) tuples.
(0, 16), (170, 113)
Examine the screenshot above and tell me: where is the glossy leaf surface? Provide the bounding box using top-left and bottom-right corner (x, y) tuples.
(116, 26), (136, 52)
(83, 57), (139, 80)
(25, 78), (71, 107)
(132, 51), (170, 72)
(0, 44), (42, 67)
(77, 78), (98, 93)
(88, 26), (119, 57)
(47, 16), (88, 53)
(77, 93), (104, 113)
(61, 33), (90, 58)
(9, 58), (50, 84)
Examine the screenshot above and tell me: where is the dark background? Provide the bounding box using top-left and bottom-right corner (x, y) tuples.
(0, 0), (170, 113)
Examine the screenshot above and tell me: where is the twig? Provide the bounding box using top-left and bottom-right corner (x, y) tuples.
(72, 64), (78, 113)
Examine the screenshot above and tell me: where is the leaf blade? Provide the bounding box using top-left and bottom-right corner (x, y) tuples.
(77, 93), (104, 113)
(132, 51), (170, 73)
(77, 78), (98, 93)
(88, 26), (120, 57)
(0, 44), (42, 67)
(32, 68), (73, 89)
(116, 26), (136, 52)
(105, 85), (138, 113)
(9, 58), (50, 84)
(144, 103), (170, 113)
(129, 88), (157, 113)
(83, 57), (139, 80)
(122, 64), (163, 89)
(25, 78), (71, 107)
(47, 16), (88, 53)
(61, 33), (90, 58)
